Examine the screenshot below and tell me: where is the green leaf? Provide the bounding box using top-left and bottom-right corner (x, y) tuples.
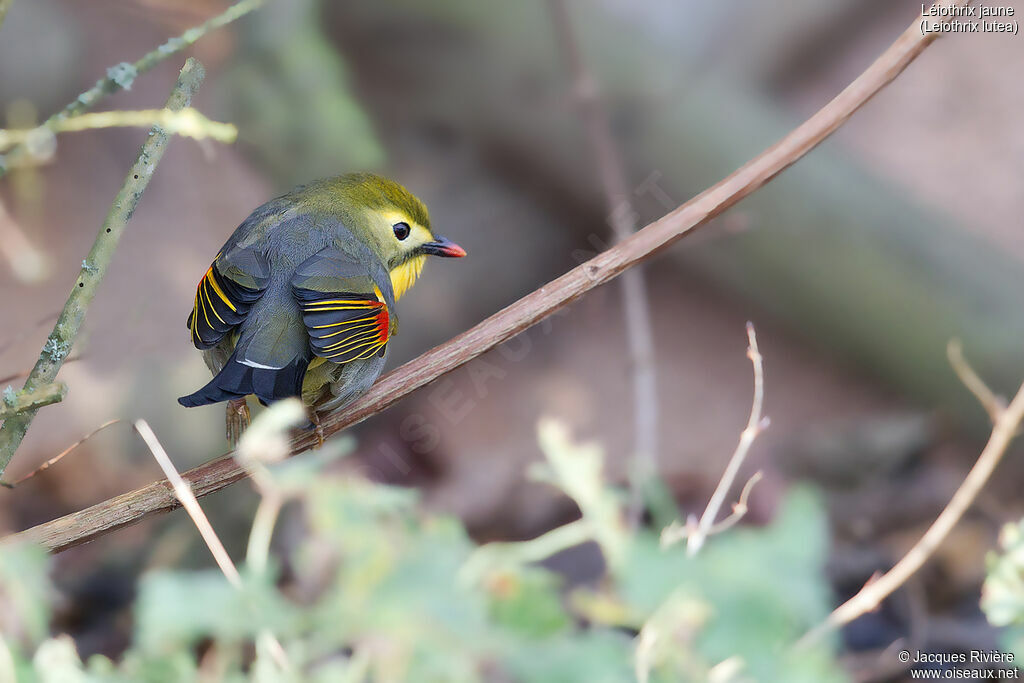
(983, 519), (1024, 628)
(0, 543), (52, 645)
(500, 629), (635, 683)
(134, 569), (297, 655)
(485, 567), (570, 637)
(621, 488), (846, 682)
(532, 419), (629, 571)
(32, 636), (85, 683)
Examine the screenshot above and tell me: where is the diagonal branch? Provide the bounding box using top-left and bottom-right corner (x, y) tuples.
(135, 420), (242, 588)
(0, 59), (207, 476)
(4, 3), (964, 553)
(796, 344), (1024, 649)
(0, 419), (120, 489)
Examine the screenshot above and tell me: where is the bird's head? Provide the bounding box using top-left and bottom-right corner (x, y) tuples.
(325, 173), (465, 299)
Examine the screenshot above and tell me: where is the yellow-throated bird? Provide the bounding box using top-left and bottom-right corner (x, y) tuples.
(178, 173), (465, 441)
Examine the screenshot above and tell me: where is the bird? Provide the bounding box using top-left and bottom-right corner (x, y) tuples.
(177, 173), (466, 443)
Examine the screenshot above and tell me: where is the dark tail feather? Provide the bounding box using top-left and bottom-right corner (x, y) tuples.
(178, 353), (307, 407)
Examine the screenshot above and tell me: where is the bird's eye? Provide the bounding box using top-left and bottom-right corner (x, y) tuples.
(393, 222), (411, 241)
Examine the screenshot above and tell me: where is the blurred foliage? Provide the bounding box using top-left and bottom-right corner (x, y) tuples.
(983, 518), (1024, 659)
(219, 0), (383, 187)
(0, 419), (844, 682)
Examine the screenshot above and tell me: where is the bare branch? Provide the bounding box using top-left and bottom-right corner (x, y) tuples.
(548, 0), (661, 529)
(796, 344), (1024, 649)
(4, 4), (964, 553)
(948, 339), (1005, 424)
(0, 59), (207, 477)
(0, 419), (120, 489)
(660, 470), (763, 548)
(705, 470), (764, 536)
(685, 323), (768, 556)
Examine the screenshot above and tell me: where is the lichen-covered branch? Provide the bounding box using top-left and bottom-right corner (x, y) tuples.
(0, 59), (207, 477)
(0, 0), (260, 173)
(1, 4), (962, 553)
(0, 383), (66, 420)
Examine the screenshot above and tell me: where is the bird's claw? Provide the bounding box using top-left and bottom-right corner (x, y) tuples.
(226, 398), (251, 447)
(309, 409), (325, 449)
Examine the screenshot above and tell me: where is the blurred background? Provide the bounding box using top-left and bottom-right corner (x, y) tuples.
(1, 0), (1023, 680)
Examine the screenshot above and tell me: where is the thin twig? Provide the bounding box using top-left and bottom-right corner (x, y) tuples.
(0, 0), (261, 174)
(4, 4), (964, 553)
(0, 419), (120, 488)
(0, 108), (238, 151)
(135, 419), (290, 672)
(703, 470), (764, 535)
(686, 323), (768, 556)
(948, 339), (1005, 423)
(0, 382), (66, 420)
(796, 348), (1024, 649)
(246, 494), (283, 575)
(135, 419), (241, 587)
(548, 0), (660, 528)
(237, 400), (306, 572)
(0, 59), (207, 477)
(660, 470), (763, 548)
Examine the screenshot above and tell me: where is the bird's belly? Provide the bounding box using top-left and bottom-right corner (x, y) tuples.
(301, 357), (338, 405)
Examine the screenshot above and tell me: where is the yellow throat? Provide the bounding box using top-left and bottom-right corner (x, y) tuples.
(389, 255), (426, 300)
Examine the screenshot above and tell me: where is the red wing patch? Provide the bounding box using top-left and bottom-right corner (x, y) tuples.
(297, 295), (389, 363)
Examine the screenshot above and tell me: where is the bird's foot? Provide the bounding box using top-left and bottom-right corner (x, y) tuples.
(309, 409), (325, 449)
(226, 398), (251, 447)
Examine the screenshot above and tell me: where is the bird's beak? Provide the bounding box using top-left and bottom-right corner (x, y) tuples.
(421, 236), (467, 258)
